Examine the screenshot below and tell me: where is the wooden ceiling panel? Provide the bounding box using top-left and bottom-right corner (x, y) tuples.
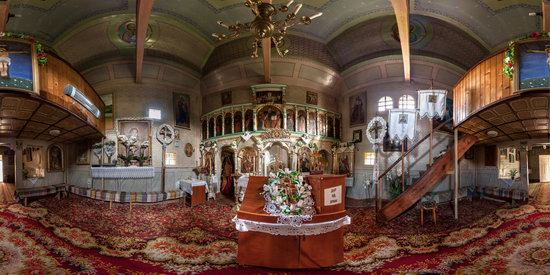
(71, 126), (96, 136)
(56, 116), (86, 131)
(18, 131), (37, 138)
(457, 92), (549, 145)
(0, 119), (25, 131)
(58, 132), (78, 140)
(32, 104), (68, 125)
(509, 98), (530, 111)
(24, 121), (50, 133)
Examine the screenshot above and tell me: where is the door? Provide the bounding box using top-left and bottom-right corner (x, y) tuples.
(540, 155), (550, 182)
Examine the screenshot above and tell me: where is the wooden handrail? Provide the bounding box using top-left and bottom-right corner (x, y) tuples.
(377, 118), (453, 181)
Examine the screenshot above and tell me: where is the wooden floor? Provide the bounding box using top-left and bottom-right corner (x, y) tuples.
(529, 182), (550, 205)
(0, 182), (16, 204)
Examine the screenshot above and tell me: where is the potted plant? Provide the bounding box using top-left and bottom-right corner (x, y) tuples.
(117, 134), (138, 166)
(508, 169), (519, 180)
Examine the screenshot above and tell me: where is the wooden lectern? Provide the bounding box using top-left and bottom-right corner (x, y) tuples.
(236, 175), (348, 269)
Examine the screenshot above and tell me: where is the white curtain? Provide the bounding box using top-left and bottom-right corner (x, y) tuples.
(540, 155), (550, 182)
(388, 109), (418, 141)
(418, 89), (447, 119)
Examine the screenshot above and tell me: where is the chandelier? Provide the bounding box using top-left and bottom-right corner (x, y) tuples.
(212, 0), (322, 58)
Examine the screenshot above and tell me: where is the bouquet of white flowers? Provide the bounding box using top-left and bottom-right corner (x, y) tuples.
(262, 169), (316, 227)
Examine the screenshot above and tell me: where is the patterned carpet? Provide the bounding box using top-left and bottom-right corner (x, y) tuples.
(0, 195), (549, 274)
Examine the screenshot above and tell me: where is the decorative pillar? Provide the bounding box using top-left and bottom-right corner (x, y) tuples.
(221, 112), (225, 136)
(231, 110), (235, 134)
(305, 107), (309, 133)
(253, 111), (257, 131)
(206, 117), (210, 139)
(241, 107), (245, 132)
(283, 108), (287, 129)
(453, 129), (459, 220)
(213, 116), (217, 137)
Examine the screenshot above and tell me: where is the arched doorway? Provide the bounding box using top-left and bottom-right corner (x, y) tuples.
(264, 142), (290, 174)
(220, 146), (235, 198)
(0, 145), (15, 203)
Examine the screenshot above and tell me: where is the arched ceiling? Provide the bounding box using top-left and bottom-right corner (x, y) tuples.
(4, 0), (542, 75)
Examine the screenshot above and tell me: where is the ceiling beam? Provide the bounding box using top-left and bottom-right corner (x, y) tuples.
(262, 0), (272, 83)
(0, 0), (10, 33)
(135, 0), (154, 83)
(390, 0), (411, 82)
(543, 0), (550, 32)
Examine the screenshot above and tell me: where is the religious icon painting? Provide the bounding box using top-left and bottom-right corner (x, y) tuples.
(428, 95), (437, 103)
(306, 91), (318, 105)
(184, 143), (193, 157)
(352, 129), (362, 143)
(221, 90), (232, 106)
(349, 93), (366, 126)
(398, 114), (408, 124)
(173, 92), (191, 129)
(47, 144), (64, 172)
(0, 40), (39, 94)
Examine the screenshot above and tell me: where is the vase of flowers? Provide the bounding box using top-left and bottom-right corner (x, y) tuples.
(92, 142), (103, 164)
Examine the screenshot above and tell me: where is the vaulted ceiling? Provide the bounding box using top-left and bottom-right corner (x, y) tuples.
(5, 0), (542, 75)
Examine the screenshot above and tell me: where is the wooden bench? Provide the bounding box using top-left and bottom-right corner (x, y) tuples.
(15, 184), (68, 206)
(468, 186), (527, 204)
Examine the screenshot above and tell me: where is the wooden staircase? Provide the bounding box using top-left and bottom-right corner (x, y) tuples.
(376, 134), (477, 223)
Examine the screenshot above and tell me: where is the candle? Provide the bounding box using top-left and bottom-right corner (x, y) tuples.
(286, 0), (294, 6)
(293, 4), (302, 15)
(217, 21), (229, 29)
(309, 12), (322, 19)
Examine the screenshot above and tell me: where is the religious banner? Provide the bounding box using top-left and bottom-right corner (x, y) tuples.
(388, 109), (417, 141)
(418, 89), (447, 119)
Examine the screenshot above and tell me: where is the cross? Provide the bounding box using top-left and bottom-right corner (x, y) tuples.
(369, 121), (383, 139)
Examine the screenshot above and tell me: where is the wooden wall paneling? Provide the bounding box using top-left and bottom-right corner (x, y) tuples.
(496, 52), (503, 101)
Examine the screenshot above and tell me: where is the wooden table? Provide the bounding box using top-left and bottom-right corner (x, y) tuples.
(235, 176), (349, 269)
(178, 179), (207, 207)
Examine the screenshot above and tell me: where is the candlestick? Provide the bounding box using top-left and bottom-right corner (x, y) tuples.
(309, 12), (322, 19)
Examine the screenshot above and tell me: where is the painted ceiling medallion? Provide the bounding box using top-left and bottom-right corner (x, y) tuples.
(118, 21), (152, 45)
(212, 0), (322, 58)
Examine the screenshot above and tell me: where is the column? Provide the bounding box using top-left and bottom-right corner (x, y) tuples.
(206, 117), (210, 139)
(213, 117), (217, 137)
(241, 107), (245, 132)
(283, 108), (287, 129)
(305, 107), (309, 133)
(231, 110), (235, 134)
(253, 111), (257, 131)
(453, 129), (459, 220)
(221, 112), (225, 136)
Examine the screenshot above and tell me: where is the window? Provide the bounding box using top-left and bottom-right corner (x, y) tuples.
(165, 153), (176, 166)
(378, 96), (393, 112)
(498, 147), (519, 179)
(148, 108), (161, 120)
(398, 95), (415, 109)
(364, 152), (375, 165)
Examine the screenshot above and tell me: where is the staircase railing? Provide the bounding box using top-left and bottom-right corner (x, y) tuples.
(375, 118), (453, 210)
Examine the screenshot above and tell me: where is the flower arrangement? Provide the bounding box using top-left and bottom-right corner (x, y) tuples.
(262, 169), (316, 227)
(117, 134), (138, 166)
(1, 32), (48, 65)
(92, 142), (103, 163)
(503, 32), (550, 79)
(103, 140), (116, 164)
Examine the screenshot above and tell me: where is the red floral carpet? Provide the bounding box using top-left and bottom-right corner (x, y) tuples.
(1, 196), (549, 274)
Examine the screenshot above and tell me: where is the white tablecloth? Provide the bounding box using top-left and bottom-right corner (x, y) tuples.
(345, 177), (354, 187)
(233, 215), (351, 236)
(90, 167), (155, 179)
(178, 179), (207, 195)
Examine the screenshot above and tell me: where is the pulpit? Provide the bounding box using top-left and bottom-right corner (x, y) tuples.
(234, 175), (349, 269)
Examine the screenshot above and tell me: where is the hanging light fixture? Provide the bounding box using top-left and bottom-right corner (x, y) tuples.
(212, 0), (322, 58)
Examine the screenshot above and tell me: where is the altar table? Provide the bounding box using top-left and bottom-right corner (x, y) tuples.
(177, 179), (207, 207)
(235, 176), (349, 269)
(90, 167), (155, 192)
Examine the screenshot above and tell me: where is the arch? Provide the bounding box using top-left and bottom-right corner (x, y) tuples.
(298, 147), (312, 173)
(327, 116), (334, 138)
(224, 113), (232, 135)
(238, 146), (256, 174)
(234, 111), (243, 133)
(202, 120), (207, 140)
(297, 110), (306, 132)
(220, 145), (236, 197)
(313, 149), (332, 174)
(286, 109), (295, 131)
(215, 115), (223, 136)
(263, 141), (291, 173)
(308, 111), (317, 134)
(47, 144), (64, 172)
(398, 95), (415, 109)
(378, 96), (393, 112)
(244, 110), (254, 131)
(257, 105), (282, 130)
(0, 145), (15, 184)
(208, 118), (215, 138)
